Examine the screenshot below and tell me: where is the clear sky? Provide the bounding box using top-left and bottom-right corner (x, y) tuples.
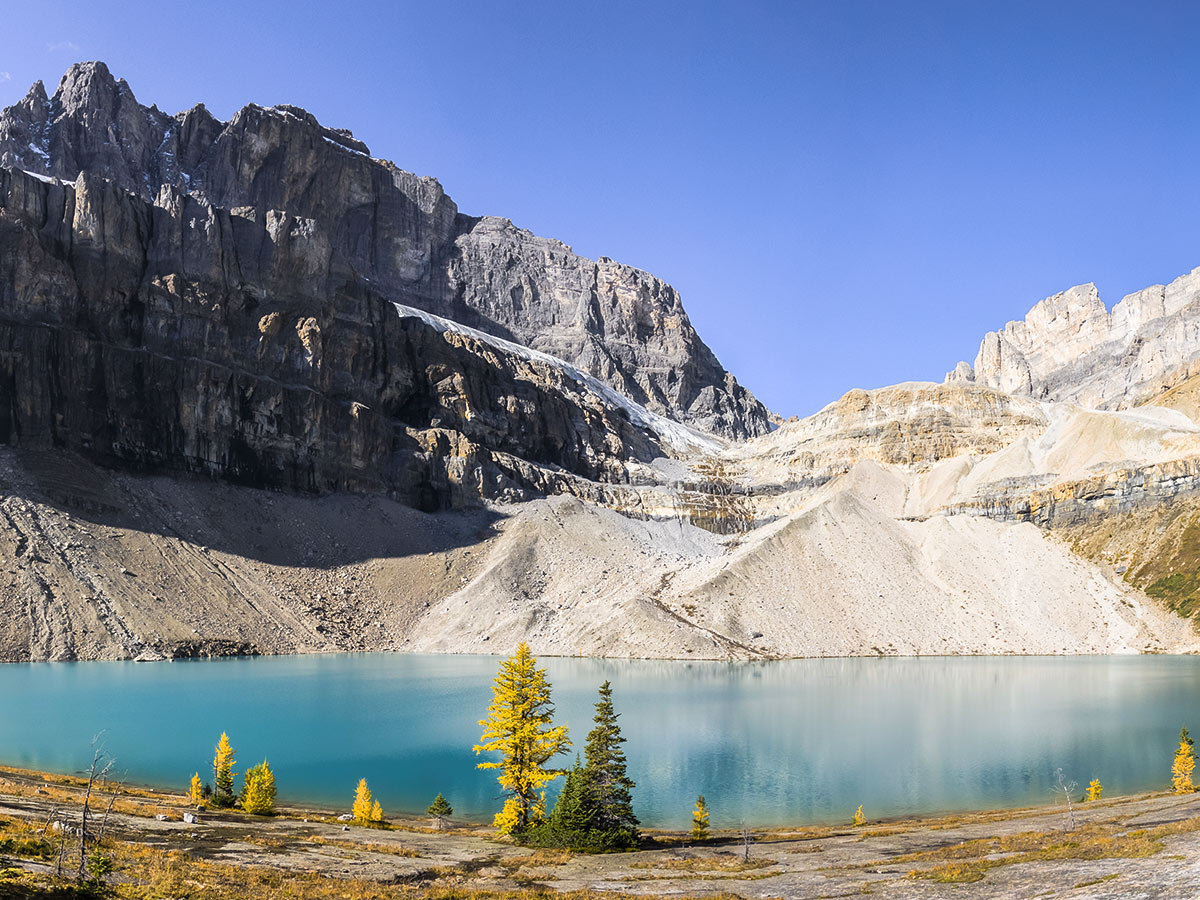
(3, 1), (1199, 417)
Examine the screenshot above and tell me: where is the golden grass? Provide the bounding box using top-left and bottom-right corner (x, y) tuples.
(0, 816), (56, 861)
(87, 840), (745, 900)
(497, 850), (572, 868)
(0, 773), (184, 821)
(1074, 873), (1120, 888)
(302, 834), (423, 858)
(854, 826), (912, 841)
(629, 853), (776, 873)
(900, 817), (1200, 885)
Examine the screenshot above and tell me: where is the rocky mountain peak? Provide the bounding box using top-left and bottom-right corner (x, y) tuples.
(22, 80), (48, 109)
(53, 60), (122, 114)
(948, 267), (1200, 409)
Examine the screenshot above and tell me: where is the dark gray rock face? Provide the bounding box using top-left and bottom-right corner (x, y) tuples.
(0, 167), (663, 509)
(0, 62), (769, 438)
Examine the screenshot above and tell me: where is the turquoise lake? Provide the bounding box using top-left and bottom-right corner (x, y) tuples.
(1, 653), (1198, 827)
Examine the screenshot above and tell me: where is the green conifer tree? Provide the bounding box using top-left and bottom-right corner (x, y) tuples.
(211, 732), (237, 808)
(581, 680), (639, 848)
(540, 757), (597, 847)
(427, 792), (453, 828)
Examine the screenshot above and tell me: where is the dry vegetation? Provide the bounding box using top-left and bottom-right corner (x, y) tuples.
(897, 816), (1200, 884)
(1060, 495), (1200, 621)
(2, 763), (1200, 899)
(629, 854), (775, 874)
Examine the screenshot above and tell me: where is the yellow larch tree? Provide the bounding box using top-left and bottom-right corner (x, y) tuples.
(691, 794), (710, 842)
(1085, 779), (1103, 802)
(852, 805), (866, 826)
(1172, 726), (1195, 793)
(188, 772), (204, 806)
(353, 778), (375, 824)
(242, 760), (277, 815)
(474, 642), (571, 835)
(371, 799), (384, 824)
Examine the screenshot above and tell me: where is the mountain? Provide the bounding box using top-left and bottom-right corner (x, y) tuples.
(947, 268), (1200, 409)
(1, 62), (1199, 662)
(0, 62), (769, 442)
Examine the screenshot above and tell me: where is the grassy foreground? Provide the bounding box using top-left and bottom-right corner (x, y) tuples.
(2, 764), (1200, 898)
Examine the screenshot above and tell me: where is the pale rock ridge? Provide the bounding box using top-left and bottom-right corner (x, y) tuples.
(407, 471), (1197, 659)
(948, 268), (1200, 409)
(719, 381), (1049, 500)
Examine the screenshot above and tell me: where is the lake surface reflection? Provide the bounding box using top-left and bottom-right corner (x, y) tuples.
(1, 653), (1197, 826)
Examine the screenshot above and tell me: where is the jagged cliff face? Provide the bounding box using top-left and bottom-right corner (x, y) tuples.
(0, 62), (769, 439)
(0, 165), (691, 509)
(947, 268), (1200, 409)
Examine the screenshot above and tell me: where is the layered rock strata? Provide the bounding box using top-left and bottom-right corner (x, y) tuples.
(0, 166), (683, 509)
(0, 62), (768, 438)
(948, 269), (1200, 410)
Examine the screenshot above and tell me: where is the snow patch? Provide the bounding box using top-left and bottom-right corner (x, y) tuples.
(21, 169), (57, 185)
(155, 125), (173, 154)
(321, 135), (370, 158)
(392, 303), (722, 454)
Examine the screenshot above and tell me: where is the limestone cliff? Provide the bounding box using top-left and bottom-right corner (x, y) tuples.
(0, 165), (701, 510)
(947, 269), (1200, 409)
(0, 62), (768, 439)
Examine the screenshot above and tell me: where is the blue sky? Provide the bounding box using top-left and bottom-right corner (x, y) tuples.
(3, 1), (1200, 417)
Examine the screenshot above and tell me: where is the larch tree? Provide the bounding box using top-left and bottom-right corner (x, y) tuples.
(691, 794), (710, 842)
(352, 778), (374, 824)
(474, 642), (571, 835)
(1172, 726), (1195, 793)
(1085, 779), (1103, 802)
(242, 760), (276, 815)
(580, 680), (639, 848)
(212, 732), (236, 808)
(188, 772), (204, 807)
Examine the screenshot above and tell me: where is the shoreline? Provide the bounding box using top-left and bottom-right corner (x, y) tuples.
(2, 762), (1199, 898)
(4, 645), (1197, 667)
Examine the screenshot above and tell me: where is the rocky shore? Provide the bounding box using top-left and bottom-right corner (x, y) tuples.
(1, 764), (1199, 898)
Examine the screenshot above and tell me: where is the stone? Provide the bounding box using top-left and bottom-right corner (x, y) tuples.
(948, 269), (1200, 409)
(0, 62), (769, 439)
(0, 166), (675, 510)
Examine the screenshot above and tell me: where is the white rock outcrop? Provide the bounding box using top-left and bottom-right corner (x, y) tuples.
(948, 268), (1200, 409)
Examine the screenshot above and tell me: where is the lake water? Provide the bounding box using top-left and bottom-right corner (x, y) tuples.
(1, 653), (1198, 827)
